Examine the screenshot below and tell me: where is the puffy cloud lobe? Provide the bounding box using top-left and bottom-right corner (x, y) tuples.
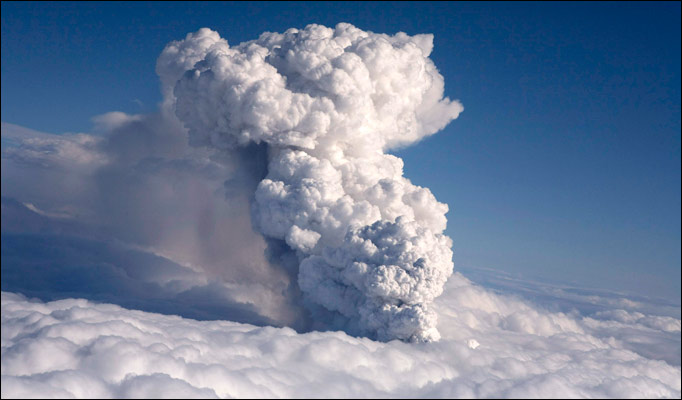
(299, 217), (453, 341)
(163, 23), (462, 341)
(167, 23), (462, 152)
(155, 28), (228, 101)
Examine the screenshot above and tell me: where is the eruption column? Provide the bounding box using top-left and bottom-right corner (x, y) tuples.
(159, 23), (463, 341)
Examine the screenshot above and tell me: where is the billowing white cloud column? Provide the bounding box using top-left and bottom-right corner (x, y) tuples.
(158, 23), (463, 341)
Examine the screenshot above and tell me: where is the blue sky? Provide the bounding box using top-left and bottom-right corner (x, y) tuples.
(2, 1), (680, 301)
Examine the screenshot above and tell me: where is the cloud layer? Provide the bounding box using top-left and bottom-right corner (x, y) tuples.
(2, 275), (680, 398)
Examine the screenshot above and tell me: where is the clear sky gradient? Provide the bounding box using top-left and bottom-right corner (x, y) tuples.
(2, 1), (680, 301)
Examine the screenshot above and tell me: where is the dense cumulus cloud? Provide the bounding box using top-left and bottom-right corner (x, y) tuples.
(1, 23), (680, 398)
(157, 24), (463, 341)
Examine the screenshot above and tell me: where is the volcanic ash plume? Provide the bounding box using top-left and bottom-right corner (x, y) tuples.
(158, 23), (463, 342)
